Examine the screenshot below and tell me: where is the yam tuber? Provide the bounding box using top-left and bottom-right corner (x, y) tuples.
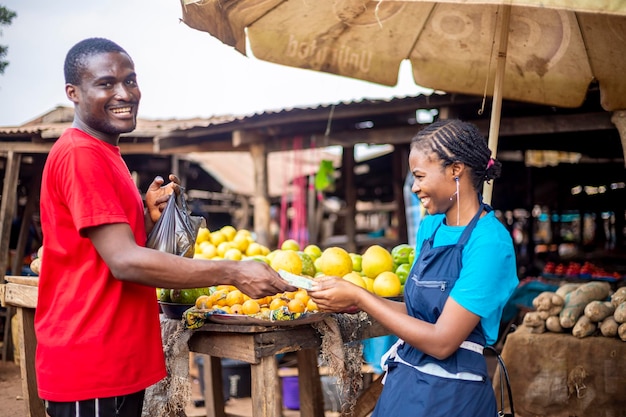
(523, 311), (545, 327)
(619, 323), (626, 342)
(533, 291), (564, 310)
(611, 287), (626, 308)
(545, 315), (564, 333)
(555, 283), (581, 299)
(572, 315), (596, 338)
(559, 282), (611, 328)
(523, 311), (546, 333)
(583, 301), (615, 322)
(599, 316), (619, 337)
(614, 302), (626, 323)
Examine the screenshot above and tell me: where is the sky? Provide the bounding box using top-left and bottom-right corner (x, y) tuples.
(0, 0), (430, 126)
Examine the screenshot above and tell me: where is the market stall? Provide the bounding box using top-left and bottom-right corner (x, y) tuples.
(0, 276), (389, 417)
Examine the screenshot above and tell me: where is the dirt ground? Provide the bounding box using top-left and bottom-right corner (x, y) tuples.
(0, 360), (27, 417)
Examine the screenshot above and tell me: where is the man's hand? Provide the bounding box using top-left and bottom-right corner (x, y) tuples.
(145, 174), (180, 224)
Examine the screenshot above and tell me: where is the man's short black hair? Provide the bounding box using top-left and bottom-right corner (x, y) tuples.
(64, 38), (130, 85)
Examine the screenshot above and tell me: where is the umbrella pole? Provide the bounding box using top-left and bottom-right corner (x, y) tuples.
(483, 5), (511, 205)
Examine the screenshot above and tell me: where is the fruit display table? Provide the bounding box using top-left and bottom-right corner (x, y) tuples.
(0, 276), (389, 417)
(188, 318), (388, 417)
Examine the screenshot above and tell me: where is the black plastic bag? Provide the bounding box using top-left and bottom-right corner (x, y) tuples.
(146, 190), (205, 258)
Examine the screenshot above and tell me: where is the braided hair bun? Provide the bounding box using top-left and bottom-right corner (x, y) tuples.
(411, 119), (502, 189)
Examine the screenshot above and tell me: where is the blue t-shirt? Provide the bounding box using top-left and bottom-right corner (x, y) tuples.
(414, 211), (518, 345)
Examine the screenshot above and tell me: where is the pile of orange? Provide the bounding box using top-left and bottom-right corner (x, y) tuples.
(194, 284), (318, 318)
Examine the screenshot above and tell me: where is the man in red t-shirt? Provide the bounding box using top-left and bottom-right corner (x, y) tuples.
(37, 37), (292, 417)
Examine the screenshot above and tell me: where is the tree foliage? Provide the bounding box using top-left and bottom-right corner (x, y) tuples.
(0, 5), (17, 75)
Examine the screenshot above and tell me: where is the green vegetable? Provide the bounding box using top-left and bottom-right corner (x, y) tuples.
(391, 244), (414, 265)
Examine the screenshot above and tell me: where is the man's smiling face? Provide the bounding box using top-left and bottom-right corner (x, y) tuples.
(70, 51), (141, 138)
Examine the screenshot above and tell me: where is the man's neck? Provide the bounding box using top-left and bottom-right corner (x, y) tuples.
(72, 118), (119, 146)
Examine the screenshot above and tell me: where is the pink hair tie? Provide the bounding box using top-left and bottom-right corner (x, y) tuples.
(486, 158), (495, 170)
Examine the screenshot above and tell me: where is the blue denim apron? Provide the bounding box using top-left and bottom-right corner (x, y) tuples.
(372, 203), (498, 417)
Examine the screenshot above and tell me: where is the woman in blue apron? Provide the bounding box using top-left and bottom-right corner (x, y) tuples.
(310, 119), (518, 416)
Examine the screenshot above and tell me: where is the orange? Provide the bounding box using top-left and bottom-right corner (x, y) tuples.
(233, 233), (250, 252)
(210, 230), (227, 246)
(281, 238), (301, 251)
(224, 248), (243, 261)
(235, 229), (252, 239)
(210, 289), (228, 306)
(303, 244), (322, 260)
(254, 295), (272, 307)
(342, 271), (367, 289)
(306, 298), (319, 312)
(270, 250), (303, 275)
(220, 225), (237, 241)
(293, 288), (311, 305)
(361, 245), (394, 279)
(196, 227), (211, 244)
(199, 241), (217, 258)
(319, 247), (353, 277)
(217, 241), (234, 257)
(362, 276), (375, 293)
(241, 299), (261, 315)
(195, 295), (212, 310)
(225, 289), (244, 306)
(269, 297), (288, 310)
(230, 304), (243, 314)
(372, 271), (402, 297)
(246, 242), (264, 256)
(287, 298), (306, 314)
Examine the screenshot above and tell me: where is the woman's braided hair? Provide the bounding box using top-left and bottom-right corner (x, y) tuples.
(411, 119), (502, 189)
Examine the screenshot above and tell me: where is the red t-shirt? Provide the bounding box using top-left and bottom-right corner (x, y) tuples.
(36, 128), (166, 401)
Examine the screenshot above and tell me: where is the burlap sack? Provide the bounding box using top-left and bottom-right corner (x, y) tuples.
(494, 328), (626, 417)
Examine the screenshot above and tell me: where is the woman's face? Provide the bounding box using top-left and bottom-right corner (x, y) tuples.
(408, 148), (456, 215)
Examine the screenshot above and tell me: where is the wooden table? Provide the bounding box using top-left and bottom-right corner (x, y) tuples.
(188, 318), (387, 417)
(1, 277), (389, 417)
(0, 275), (42, 417)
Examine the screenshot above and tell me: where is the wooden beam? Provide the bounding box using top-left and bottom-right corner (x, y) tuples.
(0, 141), (156, 154)
(0, 143), (53, 154)
(0, 151), (21, 280)
(474, 112), (614, 137)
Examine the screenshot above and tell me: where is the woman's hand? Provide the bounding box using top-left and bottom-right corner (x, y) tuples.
(145, 174), (181, 224)
(309, 276), (364, 313)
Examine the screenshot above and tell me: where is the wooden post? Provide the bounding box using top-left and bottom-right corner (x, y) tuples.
(250, 354), (282, 417)
(610, 110), (626, 168)
(202, 355), (226, 417)
(0, 151), (22, 279)
(296, 348), (325, 417)
(342, 146), (356, 253)
(249, 142), (271, 248)
(12, 166), (42, 277)
(392, 147), (408, 244)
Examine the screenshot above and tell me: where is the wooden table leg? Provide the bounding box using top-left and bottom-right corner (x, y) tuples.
(203, 355), (226, 417)
(250, 355), (282, 417)
(296, 349), (324, 417)
(18, 307), (45, 417)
